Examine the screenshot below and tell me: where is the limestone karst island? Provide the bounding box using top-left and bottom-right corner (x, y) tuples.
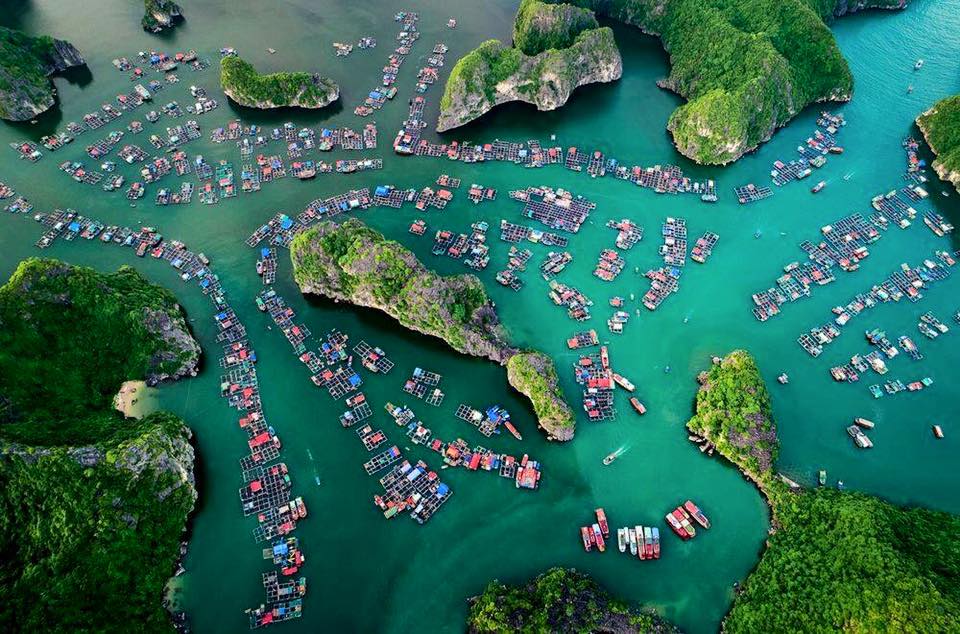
(0, 1), (958, 632)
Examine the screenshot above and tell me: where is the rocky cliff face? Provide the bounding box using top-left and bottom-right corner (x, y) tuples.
(917, 100), (960, 195)
(549, 0), (906, 165)
(45, 39), (85, 72)
(829, 0), (907, 19)
(437, 28), (621, 132)
(291, 219), (516, 363)
(222, 74), (340, 110)
(0, 27), (85, 121)
(143, 306), (201, 384)
(506, 352), (575, 441)
(3, 414), (197, 505)
(142, 0), (184, 33)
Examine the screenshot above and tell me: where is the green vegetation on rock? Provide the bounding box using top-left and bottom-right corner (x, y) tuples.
(686, 350), (960, 632)
(726, 487), (960, 632)
(220, 56), (339, 110)
(440, 40), (522, 111)
(917, 94), (960, 194)
(513, 0), (599, 55)
(291, 219), (500, 356)
(554, 0), (907, 164)
(467, 567), (677, 633)
(142, 0), (184, 33)
(0, 259), (200, 632)
(0, 258), (200, 446)
(438, 1), (621, 131)
(0, 411), (196, 632)
(506, 353), (575, 440)
(290, 219), (576, 439)
(0, 26), (85, 121)
(687, 350), (777, 481)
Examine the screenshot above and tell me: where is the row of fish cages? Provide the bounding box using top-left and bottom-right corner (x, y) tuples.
(402, 367), (445, 406)
(607, 219), (643, 250)
(770, 110), (847, 186)
(548, 280), (593, 321)
(356, 11), (420, 116)
(373, 183), (453, 209)
(19, 205), (309, 628)
(749, 199), (929, 322)
(540, 250), (573, 281)
(796, 252), (957, 357)
(245, 189), (373, 249)
(231, 122), (378, 156)
(407, 138), (717, 202)
(510, 185), (595, 233)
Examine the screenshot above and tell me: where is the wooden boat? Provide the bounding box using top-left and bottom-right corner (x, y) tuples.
(612, 372), (635, 391)
(580, 526), (592, 551)
(684, 500), (711, 529)
(854, 417), (875, 429)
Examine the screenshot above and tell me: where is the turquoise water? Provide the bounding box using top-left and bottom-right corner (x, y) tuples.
(1, 1), (958, 632)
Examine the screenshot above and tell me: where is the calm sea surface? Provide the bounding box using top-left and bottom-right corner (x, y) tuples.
(1, 1), (958, 631)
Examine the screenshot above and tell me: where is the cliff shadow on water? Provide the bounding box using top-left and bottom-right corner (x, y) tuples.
(223, 94), (345, 126)
(302, 290), (524, 373)
(0, 0), (34, 33)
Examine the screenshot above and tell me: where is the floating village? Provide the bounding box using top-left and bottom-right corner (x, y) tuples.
(2, 6), (959, 631)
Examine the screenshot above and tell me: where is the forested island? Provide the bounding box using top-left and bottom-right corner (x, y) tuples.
(917, 94), (960, 194)
(0, 26), (85, 121)
(142, 0), (184, 33)
(220, 56), (339, 110)
(0, 259), (200, 631)
(466, 567), (677, 633)
(690, 351), (960, 631)
(290, 219), (576, 440)
(551, 0), (907, 164)
(437, 0), (622, 132)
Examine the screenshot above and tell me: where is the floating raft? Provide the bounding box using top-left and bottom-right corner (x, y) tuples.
(690, 232), (719, 264)
(364, 445), (403, 475)
(567, 329), (599, 349)
(353, 340), (395, 373)
(734, 183), (773, 204)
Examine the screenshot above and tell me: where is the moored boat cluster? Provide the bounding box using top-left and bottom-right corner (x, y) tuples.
(580, 502), (710, 557)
